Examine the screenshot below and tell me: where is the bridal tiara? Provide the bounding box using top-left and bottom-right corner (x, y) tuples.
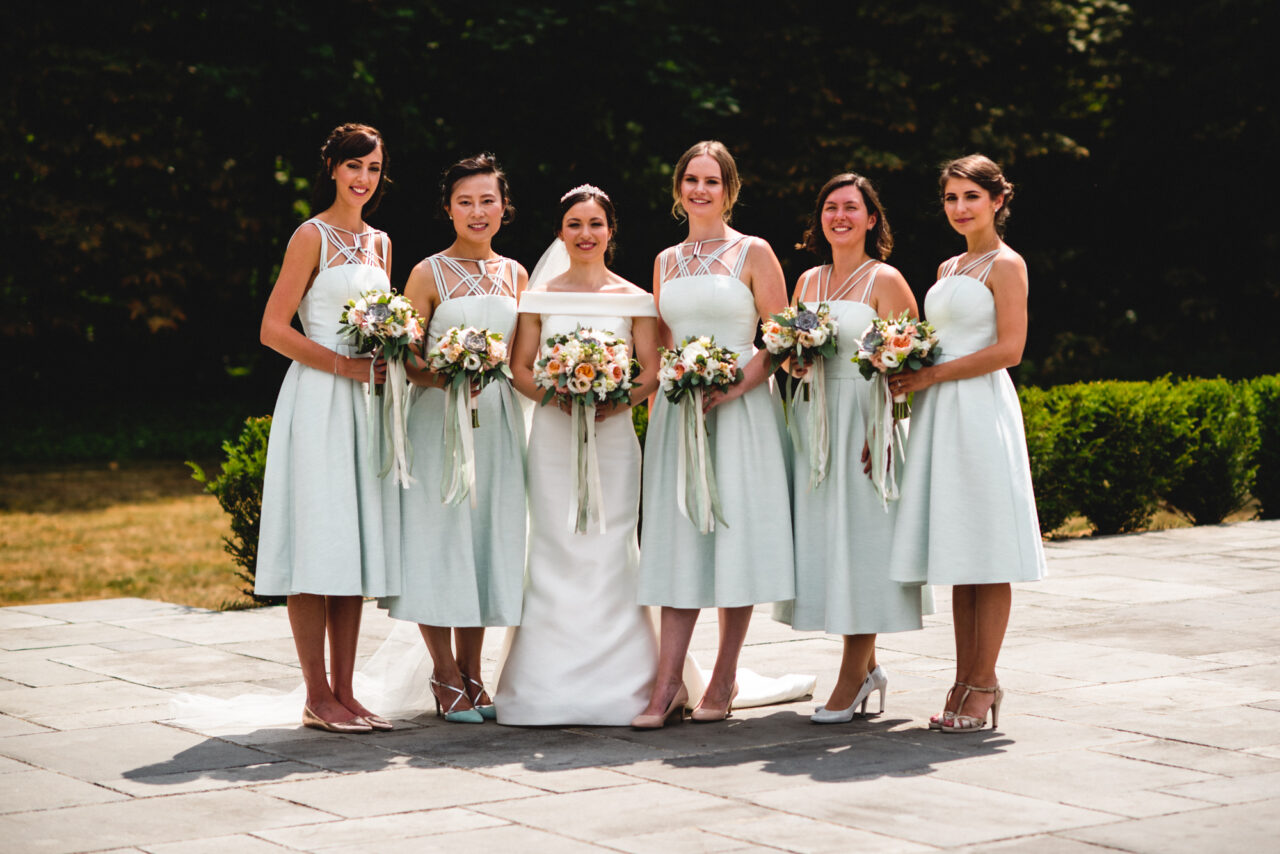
(560, 183), (610, 203)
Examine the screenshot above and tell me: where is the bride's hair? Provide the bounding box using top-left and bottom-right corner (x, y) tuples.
(311, 123), (389, 214)
(439, 152), (516, 224)
(798, 172), (893, 262)
(558, 185), (618, 264)
(939, 154), (1015, 234)
(671, 140), (741, 223)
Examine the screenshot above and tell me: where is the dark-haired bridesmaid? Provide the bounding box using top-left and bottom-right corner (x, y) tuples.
(257, 123), (399, 733)
(378, 154), (528, 723)
(889, 154), (1046, 733)
(775, 173), (930, 723)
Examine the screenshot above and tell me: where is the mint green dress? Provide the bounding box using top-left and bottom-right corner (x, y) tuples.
(256, 219), (401, 597)
(890, 251), (1046, 585)
(379, 255), (526, 627)
(637, 237), (795, 608)
(773, 263), (930, 634)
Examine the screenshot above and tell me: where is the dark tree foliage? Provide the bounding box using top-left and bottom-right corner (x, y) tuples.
(2, 0), (1274, 417)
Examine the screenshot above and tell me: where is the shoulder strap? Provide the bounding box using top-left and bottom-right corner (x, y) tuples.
(307, 219), (336, 271)
(728, 236), (751, 279)
(955, 249), (999, 280)
(859, 263), (880, 305)
(427, 255), (452, 300)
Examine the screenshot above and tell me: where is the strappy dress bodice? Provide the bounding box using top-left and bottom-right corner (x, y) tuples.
(297, 219), (391, 348)
(424, 254), (520, 347)
(658, 237), (757, 354)
(801, 259), (883, 380)
(924, 251), (1000, 361)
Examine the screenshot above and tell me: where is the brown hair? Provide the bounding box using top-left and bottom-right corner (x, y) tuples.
(558, 186), (618, 264)
(311, 123), (389, 214)
(671, 140), (741, 223)
(798, 172), (893, 261)
(439, 152), (515, 224)
(939, 154), (1015, 233)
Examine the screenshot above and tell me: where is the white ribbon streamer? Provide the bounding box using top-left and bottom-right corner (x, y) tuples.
(806, 358), (830, 490)
(867, 373), (902, 508)
(441, 379), (478, 507)
(367, 354), (416, 489)
(566, 399), (606, 534)
(676, 389), (727, 533)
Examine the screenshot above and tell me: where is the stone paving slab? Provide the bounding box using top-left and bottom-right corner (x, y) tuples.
(0, 519), (1278, 852)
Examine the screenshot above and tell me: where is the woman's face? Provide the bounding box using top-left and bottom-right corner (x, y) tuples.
(942, 177), (1001, 236)
(447, 173), (505, 241)
(559, 199), (611, 263)
(680, 154), (726, 219)
(821, 184), (876, 253)
(331, 144), (382, 209)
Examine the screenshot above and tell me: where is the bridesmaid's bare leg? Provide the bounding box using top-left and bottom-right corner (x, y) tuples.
(637, 606), (698, 716)
(948, 585), (978, 714)
(826, 633), (876, 711)
(326, 595), (372, 717)
(955, 583), (1010, 720)
(454, 626), (490, 706)
(701, 605), (752, 710)
(288, 594), (350, 722)
(419, 624), (473, 711)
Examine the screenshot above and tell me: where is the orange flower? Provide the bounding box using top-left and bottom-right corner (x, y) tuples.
(574, 363), (596, 381)
(546, 359), (563, 376)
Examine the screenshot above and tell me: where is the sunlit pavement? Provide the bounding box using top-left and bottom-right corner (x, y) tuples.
(3, 521), (1280, 853)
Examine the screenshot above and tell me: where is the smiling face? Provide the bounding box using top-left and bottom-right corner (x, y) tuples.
(942, 177), (1003, 236)
(559, 199), (612, 263)
(446, 173), (504, 242)
(331, 144), (383, 210)
(821, 183), (877, 254)
(679, 154), (727, 220)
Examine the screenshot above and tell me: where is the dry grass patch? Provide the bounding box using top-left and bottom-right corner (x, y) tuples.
(0, 461), (250, 610)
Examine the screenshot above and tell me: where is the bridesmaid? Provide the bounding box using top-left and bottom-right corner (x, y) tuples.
(776, 173), (930, 723)
(257, 123), (398, 733)
(890, 154), (1046, 732)
(634, 141), (795, 727)
(379, 154), (528, 723)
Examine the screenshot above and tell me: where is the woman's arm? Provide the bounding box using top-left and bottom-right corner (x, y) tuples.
(402, 259), (445, 388)
(871, 265), (919, 320)
(260, 224), (385, 383)
(706, 236), (788, 410)
(894, 252), (1028, 395)
(509, 309), (545, 404)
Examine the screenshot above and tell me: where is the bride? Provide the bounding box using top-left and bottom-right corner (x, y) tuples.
(494, 184), (662, 725)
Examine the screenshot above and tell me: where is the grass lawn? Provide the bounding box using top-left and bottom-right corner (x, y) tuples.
(0, 461), (250, 610)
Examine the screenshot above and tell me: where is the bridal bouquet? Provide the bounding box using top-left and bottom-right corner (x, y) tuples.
(337, 288), (425, 487)
(657, 336), (742, 533)
(425, 326), (512, 507)
(851, 312), (940, 506)
(763, 303), (840, 489)
(534, 327), (638, 534)
(851, 311), (940, 419)
(533, 326), (635, 409)
(426, 326), (511, 428)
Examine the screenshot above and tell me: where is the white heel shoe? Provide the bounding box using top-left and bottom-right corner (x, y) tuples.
(811, 667), (888, 724)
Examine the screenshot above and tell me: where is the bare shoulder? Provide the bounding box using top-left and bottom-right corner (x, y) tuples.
(875, 261), (909, 288)
(989, 246), (1029, 289)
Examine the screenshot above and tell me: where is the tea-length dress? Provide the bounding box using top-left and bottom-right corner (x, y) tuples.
(256, 218), (400, 598)
(494, 290), (660, 725)
(379, 255), (526, 627)
(776, 261), (930, 633)
(890, 251), (1046, 585)
(637, 236), (795, 608)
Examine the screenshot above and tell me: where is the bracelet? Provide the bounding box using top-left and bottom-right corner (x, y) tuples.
(333, 352), (339, 376)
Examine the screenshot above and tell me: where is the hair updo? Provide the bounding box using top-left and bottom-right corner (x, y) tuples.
(671, 140), (741, 223)
(799, 172), (894, 261)
(939, 154), (1015, 233)
(439, 152), (515, 223)
(558, 185), (618, 263)
(311, 123), (389, 214)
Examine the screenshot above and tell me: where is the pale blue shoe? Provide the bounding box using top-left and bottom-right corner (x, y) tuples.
(466, 676), (497, 721)
(430, 677), (484, 724)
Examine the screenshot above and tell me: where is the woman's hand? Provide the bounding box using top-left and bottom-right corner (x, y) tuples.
(595, 399), (632, 421)
(785, 356), (810, 379)
(703, 383), (746, 413)
(341, 354), (387, 384)
(889, 366), (935, 397)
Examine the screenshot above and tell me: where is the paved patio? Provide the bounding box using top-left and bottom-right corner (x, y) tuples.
(2, 521), (1280, 853)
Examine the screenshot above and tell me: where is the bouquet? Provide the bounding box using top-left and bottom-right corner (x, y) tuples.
(337, 288), (425, 487)
(424, 326), (512, 507)
(534, 327), (637, 534)
(851, 311), (940, 419)
(761, 302), (839, 401)
(657, 336), (743, 533)
(851, 311), (940, 506)
(426, 326), (512, 428)
(762, 303), (840, 489)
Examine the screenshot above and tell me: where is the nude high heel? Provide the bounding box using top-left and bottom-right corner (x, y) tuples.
(942, 683), (1003, 733)
(631, 684), (689, 729)
(691, 683), (738, 723)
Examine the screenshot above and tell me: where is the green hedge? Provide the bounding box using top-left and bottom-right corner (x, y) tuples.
(1250, 376), (1280, 519)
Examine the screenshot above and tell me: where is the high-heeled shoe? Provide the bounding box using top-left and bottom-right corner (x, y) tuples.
(631, 684), (689, 729)
(302, 705), (372, 734)
(430, 677), (485, 724)
(464, 675), (497, 721)
(929, 682), (965, 731)
(941, 683), (1003, 733)
(691, 683), (738, 723)
(811, 667), (888, 724)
